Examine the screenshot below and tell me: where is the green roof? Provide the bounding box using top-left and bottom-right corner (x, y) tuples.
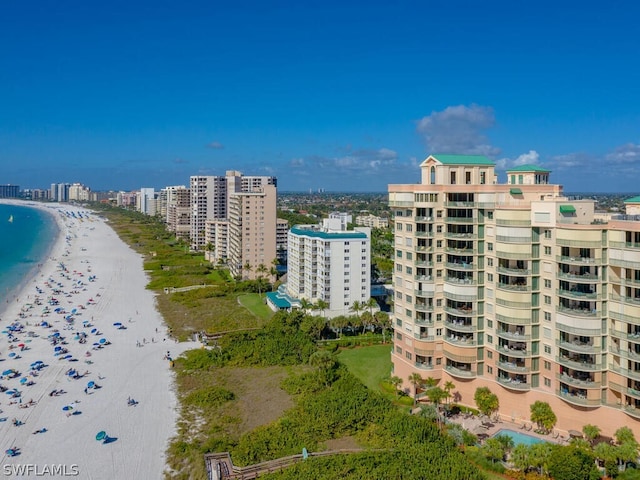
(624, 196), (640, 203)
(266, 291), (292, 309)
(429, 154), (494, 166)
(507, 164), (550, 173)
(290, 226), (367, 240)
(559, 205), (576, 214)
(510, 188), (523, 195)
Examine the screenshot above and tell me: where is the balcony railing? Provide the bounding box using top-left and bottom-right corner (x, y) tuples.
(444, 232), (477, 240)
(497, 330), (531, 341)
(556, 339), (601, 353)
(497, 376), (530, 390)
(557, 390), (601, 407)
(444, 306), (475, 316)
(496, 250), (531, 260)
(415, 304), (433, 312)
(444, 320), (476, 332)
(556, 373), (600, 388)
(415, 289), (435, 298)
(496, 345), (529, 357)
(415, 231), (434, 238)
(497, 283), (531, 292)
(444, 335), (476, 346)
(414, 362), (434, 370)
(556, 255), (599, 265)
(445, 277), (476, 286)
(556, 289), (599, 300)
(446, 262), (476, 270)
(497, 361), (529, 373)
(444, 365), (476, 378)
(495, 219), (531, 227)
(497, 266), (531, 275)
(609, 363), (640, 382)
(557, 271), (599, 282)
(413, 333), (435, 342)
(496, 235), (532, 244)
(556, 306), (599, 318)
(556, 355), (601, 371)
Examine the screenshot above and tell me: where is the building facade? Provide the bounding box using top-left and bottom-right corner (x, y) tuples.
(356, 214), (389, 229)
(286, 219), (371, 318)
(0, 185), (20, 198)
(164, 186), (191, 240)
(389, 154), (640, 438)
(227, 185), (277, 280)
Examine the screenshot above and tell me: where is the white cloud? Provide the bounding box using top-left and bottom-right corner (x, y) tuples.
(289, 158), (305, 167)
(206, 141), (224, 149)
(605, 143), (640, 164)
(416, 104), (501, 157)
(496, 150), (540, 170)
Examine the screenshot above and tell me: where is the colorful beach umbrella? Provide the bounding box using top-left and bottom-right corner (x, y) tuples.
(62, 405), (73, 411)
(99, 338), (106, 344)
(87, 381), (95, 389)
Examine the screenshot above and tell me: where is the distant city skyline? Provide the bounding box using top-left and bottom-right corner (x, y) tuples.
(1, 1), (639, 192)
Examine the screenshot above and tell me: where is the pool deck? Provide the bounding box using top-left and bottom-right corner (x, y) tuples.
(443, 411), (570, 445)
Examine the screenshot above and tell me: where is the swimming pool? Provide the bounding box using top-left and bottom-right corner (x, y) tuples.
(492, 428), (546, 446)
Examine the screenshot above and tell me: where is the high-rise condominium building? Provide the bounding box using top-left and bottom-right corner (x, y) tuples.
(190, 171), (276, 251)
(163, 186), (191, 240)
(389, 154), (640, 438)
(286, 218), (371, 318)
(227, 185), (277, 280)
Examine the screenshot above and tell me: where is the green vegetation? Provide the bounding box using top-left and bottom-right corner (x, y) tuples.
(337, 344), (392, 391)
(237, 293), (275, 320)
(474, 387), (500, 418)
(529, 401), (557, 434)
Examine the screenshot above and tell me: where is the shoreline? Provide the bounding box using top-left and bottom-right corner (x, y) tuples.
(0, 200), (195, 478)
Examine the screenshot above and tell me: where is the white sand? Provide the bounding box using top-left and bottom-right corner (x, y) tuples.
(0, 201), (196, 479)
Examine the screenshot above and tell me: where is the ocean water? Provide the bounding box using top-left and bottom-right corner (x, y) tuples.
(0, 203), (58, 309)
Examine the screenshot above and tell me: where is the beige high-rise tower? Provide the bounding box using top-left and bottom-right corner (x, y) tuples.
(389, 154), (640, 438)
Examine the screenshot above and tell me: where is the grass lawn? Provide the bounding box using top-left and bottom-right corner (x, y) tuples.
(337, 344), (392, 392)
(238, 293), (274, 321)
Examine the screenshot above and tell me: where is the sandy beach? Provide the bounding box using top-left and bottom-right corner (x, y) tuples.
(0, 201), (195, 479)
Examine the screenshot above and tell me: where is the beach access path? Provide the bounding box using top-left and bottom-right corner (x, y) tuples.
(0, 201), (196, 479)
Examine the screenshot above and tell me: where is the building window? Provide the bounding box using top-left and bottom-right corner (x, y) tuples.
(436, 254), (442, 262)
(487, 366), (493, 374)
(487, 273), (493, 282)
(487, 211), (493, 219)
(466, 171), (472, 184)
(544, 311), (551, 321)
(406, 224), (412, 232)
(396, 223), (402, 231)
(487, 350), (493, 359)
(451, 172), (456, 184)
(487, 258), (493, 266)
(480, 172), (486, 184)
(544, 295), (551, 305)
(436, 299), (442, 307)
(396, 345), (402, 354)
(487, 335), (493, 344)
(487, 242), (493, 252)
(405, 266), (412, 274)
(544, 360), (551, 370)
(406, 252), (413, 260)
(544, 279), (551, 288)
(405, 309), (412, 317)
(544, 246), (551, 255)
(396, 319), (402, 327)
(436, 328), (442, 336)
(487, 319), (493, 328)
(544, 377), (551, 387)
(544, 229), (551, 239)
(437, 225), (442, 233)
(437, 240), (442, 248)
(405, 295), (412, 303)
(396, 332), (402, 340)
(406, 351), (412, 360)
(544, 344), (551, 354)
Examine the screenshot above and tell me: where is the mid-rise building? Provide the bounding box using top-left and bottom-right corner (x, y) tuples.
(356, 214), (389, 229)
(276, 218), (289, 264)
(329, 212), (352, 230)
(285, 219), (371, 318)
(388, 154), (640, 438)
(0, 185), (20, 198)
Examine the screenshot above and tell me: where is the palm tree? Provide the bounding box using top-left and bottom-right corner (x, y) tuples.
(255, 263), (268, 295)
(315, 299), (329, 318)
(408, 372), (424, 405)
(242, 261), (252, 280)
(390, 375), (403, 396)
(582, 424), (601, 446)
(374, 311), (390, 343)
(443, 380), (456, 406)
(350, 300), (363, 323)
(299, 298), (313, 314)
(270, 257), (280, 282)
(366, 297), (378, 316)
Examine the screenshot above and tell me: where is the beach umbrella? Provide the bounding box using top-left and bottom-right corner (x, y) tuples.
(62, 405), (73, 411)
(91, 328), (97, 334)
(19, 378), (27, 384)
(62, 354), (72, 360)
(95, 431), (106, 442)
(6, 390), (17, 395)
(52, 332), (60, 338)
(99, 338), (106, 344)
(54, 346), (62, 351)
(18, 344), (25, 348)
(2, 369), (14, 376)
(113, 322), (122, 327)
(30, 361), (42, 367)
(67, 369), (76, 377)
(87, 381), (95, 389)
(8, 353), (16, 358)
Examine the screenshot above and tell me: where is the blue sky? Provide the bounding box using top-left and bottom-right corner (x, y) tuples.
(1, 1), (639, 192)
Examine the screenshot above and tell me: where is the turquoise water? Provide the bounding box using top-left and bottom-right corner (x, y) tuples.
(492, 428), (545, 446)
(0, 203), (58, 308)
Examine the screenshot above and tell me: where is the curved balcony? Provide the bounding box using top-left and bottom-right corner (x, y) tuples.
(495, 313), (531, 326)
(446, 261), (476, 271)
(497, 329), (530, 341)
(556, 305), (599, 318)
(497, 361), (529, 373)
(415, 288), (435, 298)
(444, 232), (477, 240)
(556, 289), (600, 301)
(445, 319), (476, 333)
(557, 271), (599, 283)
(444, 364), (477, 378)
(496, 375), (530, 390)
(444, 305), (475, 317)
(415, 303), (433, 313)
(496, 344), (530, 358)
(556, 339), (601, 354)
(445, 276), (476, 287)
(415, 231), (434, 238)
(445, 217), (475, 224)
(624, 405), (640, 419)
(557, 388), (601, 408)
(556, 354), (601, 371)
(556, 255), (600, 266)
(414, 361), (435, 371)
(497, 266), (531, 276)
(556, 372), (601, 388)
(609, 364), (640, 382)
(443, 333), (476, 347)
(497, 282), (531, 292)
